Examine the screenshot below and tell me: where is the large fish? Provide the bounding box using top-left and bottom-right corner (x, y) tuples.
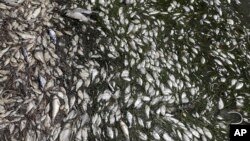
(65, 8), (96, 23)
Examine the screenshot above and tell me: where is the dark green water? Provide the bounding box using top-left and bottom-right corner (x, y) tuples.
(51, 0), (250, 140)
(1, 0), (250, 140)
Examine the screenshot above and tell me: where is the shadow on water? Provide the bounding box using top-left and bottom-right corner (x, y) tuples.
(234, 0), (250, 28)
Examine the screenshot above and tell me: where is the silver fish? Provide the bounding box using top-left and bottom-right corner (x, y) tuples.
(66, 8), (96, 23)
(120, 120), (130, 141)
(48, 29), (57, 44)
(21, 47), (29, 63)
(52, 95), (60, 121)
(38, 74), (46, 90)
(72, 8), (97, 15)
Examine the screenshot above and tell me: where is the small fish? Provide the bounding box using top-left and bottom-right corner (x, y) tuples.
(138, 131), (148, 140)
(218, 98), (224, 110)
(2, 0), (25, 6)
(163, 133), (174, 141)
(21, 47), (28, 63)
(121, 70), (129, 77)
(122, 0), (133, 5)
(91, 69), (98, 81)
(0, 47), (9, 58)
(203, 127), (212, 139)
(52, 95), (60, 121)
(152, 131), (160, 140)
(32, 7), (41, 19)
(38, 74), (46, 90)
(235, 82), (244, 90)
(48, 29), (57, 44)
(59, 123), (71, 141)
(107, 127), (114, 139)
(76, 79), (83, 91)
(227, 19), (234, 25)
(190, 128), (200, 138)
(101, 90), (112, 101)
(34, 51), (45, 63)
(120, 120), (130, 141)
(126, 112), (133, 127)
(16, 32), (35, 39)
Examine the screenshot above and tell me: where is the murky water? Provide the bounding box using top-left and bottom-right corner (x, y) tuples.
(237, 0), (250, 27)
(1, 0), (250, 140)
(55, 1), (250, 140)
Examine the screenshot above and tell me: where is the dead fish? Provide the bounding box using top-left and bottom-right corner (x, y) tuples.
(52, 95), (60, 121)
(59, 123), (71, 141)
(235, 82), (244, 90)
(122, 0), (134, 5)
(32, 7), (41, 19)
(34, 51), (45, 63)
(0, 3), (11, 10)
(48, 29), (57, 44)
(2, 0), (25, 6)
(38, 74), (46, 90)
(16, 32), (36, 40)
(21, 47), (29, 63)
(107, 127), (114, 139)
(120, 120), (130, 141)
(66, 9), (95, 23)
(76, 79), (83, 91)
(0, 47), (10, 58)
(72, 8), (97, 15)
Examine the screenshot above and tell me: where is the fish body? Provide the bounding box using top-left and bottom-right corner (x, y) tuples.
(66, 8), (96, 23)
(120, 120), (130, 141)
(72, 8), (97, 15)
(38, 74), (46, 90)
(48, 29), (57, 44)
(66, 11), (90, 23)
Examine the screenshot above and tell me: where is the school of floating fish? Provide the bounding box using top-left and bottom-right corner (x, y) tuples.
(0, 0), (250, 140)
